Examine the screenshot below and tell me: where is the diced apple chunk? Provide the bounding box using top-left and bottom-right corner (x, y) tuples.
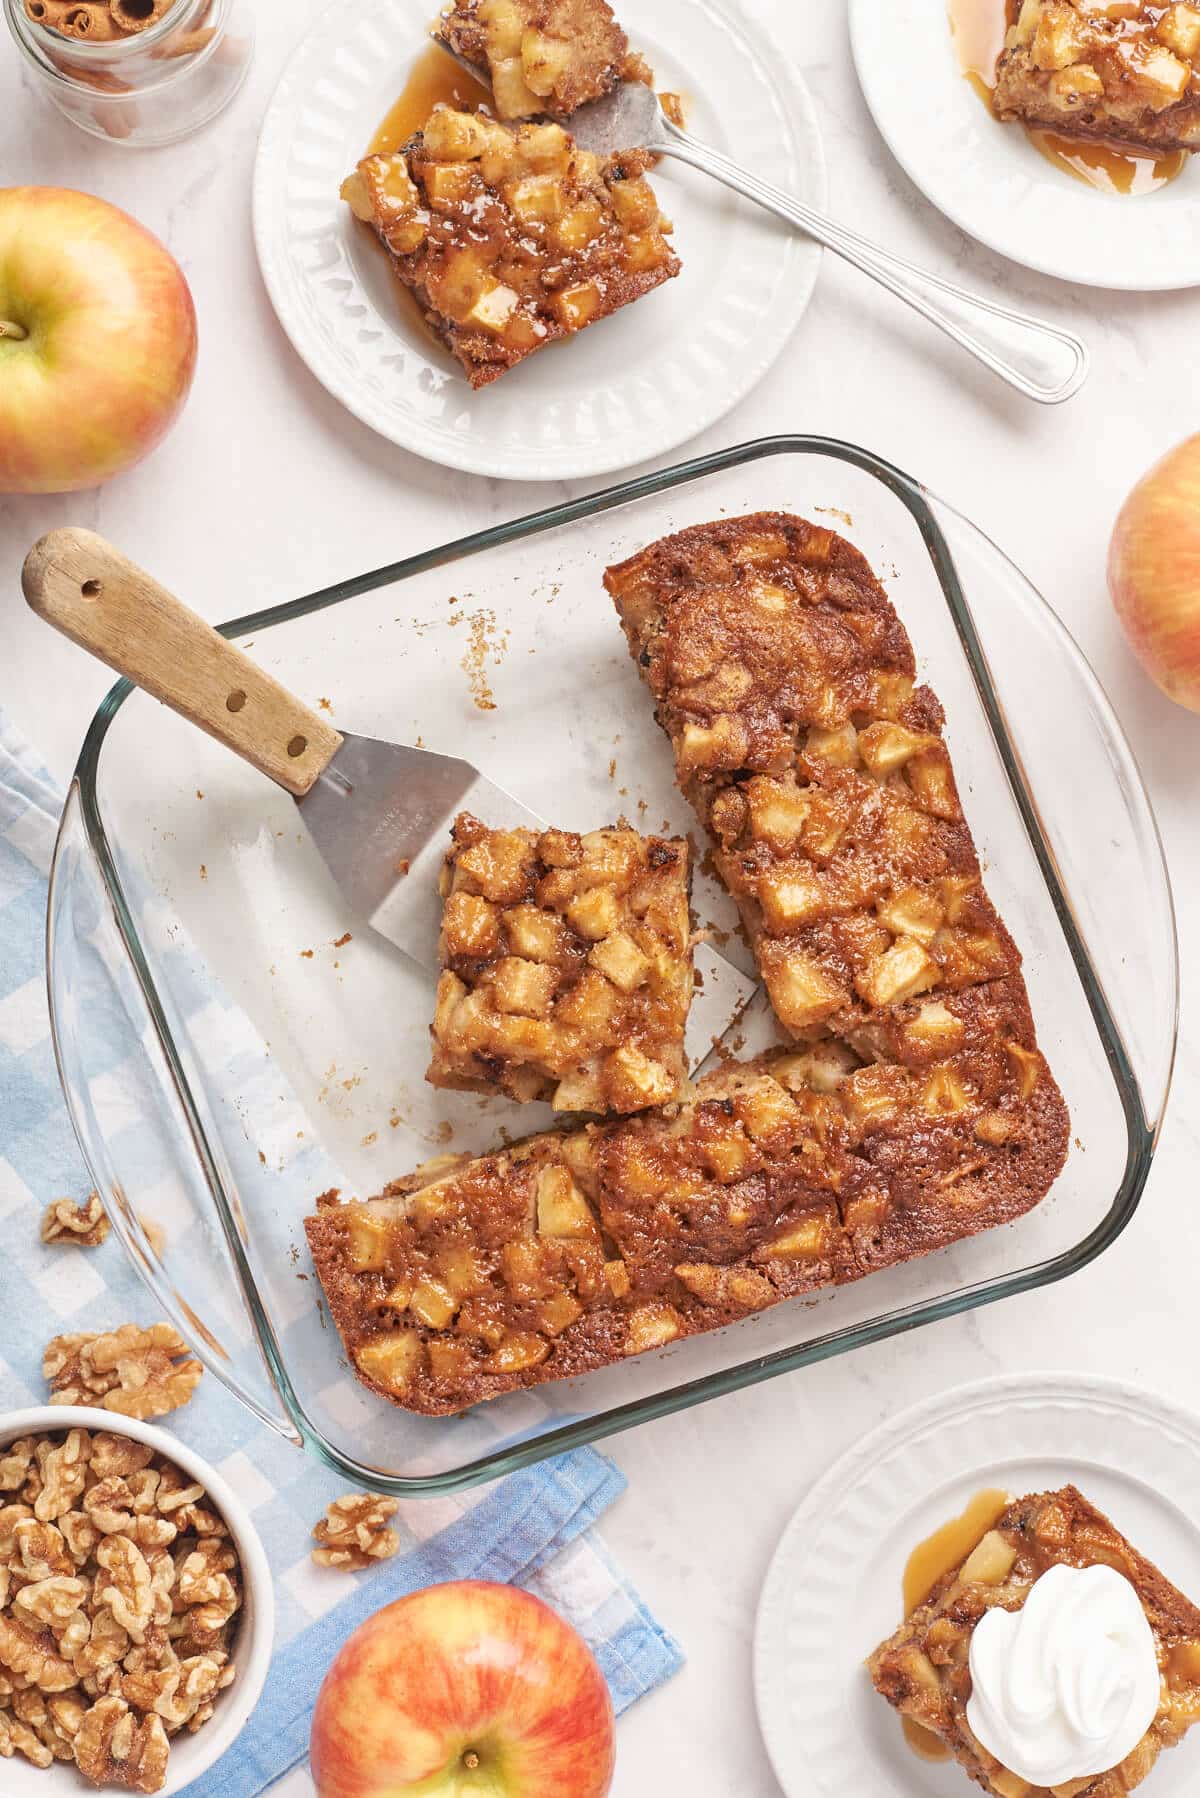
(608, 1046), (677, 1109)
(506, 904), (569, 962)
(765, 953), (844, 1032)
(759, 873), (827, 930)
(806, 723), (859, 767)
(488, 955), (558, 1018)
(905, 1001), (964, 1054)
(425, 162), (479, 207)
(857, 721), (934, 776)
(1006, 1041), (1042, 1098)
(701, 1124), (755, 1181)
(735, 1077), (801, 1144)
(491, 56), (543, 118)
(521, 28), (572, 96)
(567, 885), (621, 942)
(503, 173), (565, 223)
(1032, 2), (1089, 69)
(674, 1263), (775, 1310)
(923, 1066), (972, 1115)
(746, 778), (809, 850)
(906, 748), (960, 819)
(604, 1258), (631, 1298)
(858, 938), (940, 1009)
(442, 890), (500, 959)
(346, 1209), (392, 1272)
(422, 107), (493, 160)
(878, 886), (944, 946)
(609, 176), (659, 232)
(535, 1165), (598, 1239)
(552, 280), (602, 331)
(466, 283), (520, 334)
(1050, 62), (1105, 101)
(520, 123), (572, 173)
(488, 1331), (551, 1373)
(772, 1043), (859, 1094)
(586, 927), (651, 999)
(622, 1302), (684, 1355)
(479, 0), (524, 57)
(355, 1331), (425, 1393)
(409, 1276), (458, 1329)
(538, 1291), (583, 1336)
(1157, 2), (1200, 60)
(763, 1212), (830, 1260)
(554, 200), (605, 252)
(678, 714), (751, 769)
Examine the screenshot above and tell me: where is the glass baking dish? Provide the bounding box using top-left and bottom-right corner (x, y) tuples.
(47, 437), (1176, 1496)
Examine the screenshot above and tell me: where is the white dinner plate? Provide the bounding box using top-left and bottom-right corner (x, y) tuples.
(253, 0), (825, 480)
(754, 1372), (1200, 1797)
(849, 0), (1200, 290)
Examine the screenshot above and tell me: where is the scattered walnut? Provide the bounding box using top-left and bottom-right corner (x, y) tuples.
(0, 1428), (242, 1789)
(40, 1192), (111, 1248)
(312, 1493), (400, 1571)
(43, 1325), (203, 1420)
(74, 1695), (170, 1794)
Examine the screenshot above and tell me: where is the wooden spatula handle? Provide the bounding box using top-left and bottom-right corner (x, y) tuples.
(22, 528), (343, 798)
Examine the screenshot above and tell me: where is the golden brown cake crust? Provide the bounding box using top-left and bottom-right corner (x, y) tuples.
(429, 812), (693, 1113)
(993, 1), (1200, 152)
(868, 1485), (1200, 1796)
(342, 118), (679, 388)
(305, 1014), (1067, 1416)
(435, 0), (629, 119)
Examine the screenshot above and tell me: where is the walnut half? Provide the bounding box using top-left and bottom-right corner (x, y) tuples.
(40, 1192), (110, 1248)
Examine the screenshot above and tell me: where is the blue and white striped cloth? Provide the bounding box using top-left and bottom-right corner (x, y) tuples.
(0, 709), (682, 1797)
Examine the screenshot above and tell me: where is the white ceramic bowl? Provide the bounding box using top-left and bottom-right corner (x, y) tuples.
(0, 1406), (274, 1796)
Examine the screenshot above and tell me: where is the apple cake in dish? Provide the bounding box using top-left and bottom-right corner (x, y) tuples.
(434, 0), (629, 120)
(429, 812), (693, 1113)
(993, 1), (1200, 153)
(869, 1485), (1200, 1796)
(341, 113), (679, 388)
(306, 990), (1065, 1416)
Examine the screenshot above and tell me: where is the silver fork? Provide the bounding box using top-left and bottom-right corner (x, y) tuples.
(437, 56), (1089, 405)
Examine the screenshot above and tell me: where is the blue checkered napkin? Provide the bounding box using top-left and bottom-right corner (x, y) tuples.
(0, 709), (682, 1796)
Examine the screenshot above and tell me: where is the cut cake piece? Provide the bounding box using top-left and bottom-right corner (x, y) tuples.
(307, 1000), (1065, 1416)
(429, 812), (693, 1114)
(341, 111), (679, 388)
(434, 0), (629, 120)
(605, 513), (1040, 1051)
(868, 1485), (1200, 1797)
(993, 0), (1200, 153)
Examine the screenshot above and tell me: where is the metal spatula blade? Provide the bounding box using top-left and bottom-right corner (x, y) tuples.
(24, 529), (758, 1066)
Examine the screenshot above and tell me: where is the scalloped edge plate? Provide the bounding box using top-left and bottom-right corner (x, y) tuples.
(754, 1372), (1200, 1796)
(849, 0), (1200, 291)
(253, 0), (826, 479)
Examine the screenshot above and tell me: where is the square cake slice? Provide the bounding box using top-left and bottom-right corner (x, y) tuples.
(429, 812), (693, 1114)
(434, 0), (629, 120)
(994, 1), (1200, 153)
(869, 1486), (1200, 1797)
(341, 112), (679, 388)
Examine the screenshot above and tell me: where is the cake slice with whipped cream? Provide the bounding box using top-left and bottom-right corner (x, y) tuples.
(868, 1485), (1200, 1796)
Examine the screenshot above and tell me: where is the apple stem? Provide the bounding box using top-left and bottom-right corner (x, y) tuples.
(0, 320), (27, 341)
(463, 1751), (480, 1770)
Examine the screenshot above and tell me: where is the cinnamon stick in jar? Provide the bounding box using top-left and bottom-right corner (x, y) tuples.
(111, 0), (174, 29)
(60, 4), (124, 39)
(23, 0), (76, 31)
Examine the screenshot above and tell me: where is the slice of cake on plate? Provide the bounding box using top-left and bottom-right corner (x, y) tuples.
(994, 1), (1200, 153)
(341, 112), (679, 387)
(869, 1485), (1200, 1796)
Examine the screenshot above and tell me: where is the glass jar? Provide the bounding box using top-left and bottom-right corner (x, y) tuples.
(3, 0), (254, 148)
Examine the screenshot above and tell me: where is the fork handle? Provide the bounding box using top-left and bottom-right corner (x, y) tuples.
(660, 123), (1089, 405)
(22, 528), (343, 797)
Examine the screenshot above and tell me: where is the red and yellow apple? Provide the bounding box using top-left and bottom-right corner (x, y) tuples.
(310, 1580), (615, 1798)
(0, 186), (197, 494)
(1108, 433), (1200, 713)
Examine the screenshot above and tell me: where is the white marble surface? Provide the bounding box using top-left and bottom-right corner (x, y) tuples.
(2, 3), (1198, 1794)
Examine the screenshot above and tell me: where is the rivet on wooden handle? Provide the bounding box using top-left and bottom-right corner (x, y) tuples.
(22, 528), (343, 798)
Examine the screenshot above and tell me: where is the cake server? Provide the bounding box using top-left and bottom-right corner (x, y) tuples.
(437, 54), (1088, 406)
(23, 527), (757, 1068)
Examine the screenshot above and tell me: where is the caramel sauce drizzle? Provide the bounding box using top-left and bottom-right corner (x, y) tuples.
(898, 1488), (1012, 1765)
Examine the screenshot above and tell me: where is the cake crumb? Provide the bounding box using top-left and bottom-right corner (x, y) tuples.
(332, 932), (353, 948)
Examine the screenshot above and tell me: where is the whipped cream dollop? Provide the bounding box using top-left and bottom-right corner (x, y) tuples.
(966, 1562), (1160, 1787)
